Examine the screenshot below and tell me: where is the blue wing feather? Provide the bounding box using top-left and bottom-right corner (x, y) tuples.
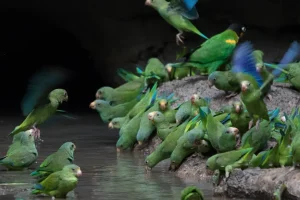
(136, 66), (144, 75)
(21, 66), (70, 116)
(231, 41), (264, 87)
(272, 41), (300, 77)
(268, 108), (280, 121)
(182, 0), (198, 11)
(180, 6), (199, 20)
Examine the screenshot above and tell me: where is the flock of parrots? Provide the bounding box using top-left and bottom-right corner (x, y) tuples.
(1, 0), (300, 199)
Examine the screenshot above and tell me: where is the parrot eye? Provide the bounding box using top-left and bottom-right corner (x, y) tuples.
(29, 134), (32, 137)
(156, 113), (159, 116)
(64, 92), (67, 96)
(242, 27), (246, 32)
(247, 82), (251, 86)
(72, 168), (75, 171)
(213, 78), (216, 81)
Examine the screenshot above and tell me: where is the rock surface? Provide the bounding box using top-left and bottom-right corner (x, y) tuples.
(145, 75), (300, 199)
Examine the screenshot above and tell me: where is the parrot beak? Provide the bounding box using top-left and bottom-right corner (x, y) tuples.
(239, 32), (244, 38)
(138, 141), (143, 145)
(235, 105), (241, 113)
(116, 148), (121, 152)
(145, 0), (151, 6)
(208, 81), (213, 88)
(76, 169), (82, 177)
(166, 64), (172, 73)
(281, 116), (286, 122)
(108, 122), (114, 129)
(89, 101), (96, 109)
(169, 162), (177, 171)
(159, 103), (167, 110)
(148, 112), (155, 121)
(241, 83), (247, 92)
(191, 94), (198, 104)
(65, 95), (68, 102)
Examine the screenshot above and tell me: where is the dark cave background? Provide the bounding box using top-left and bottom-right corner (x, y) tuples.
(0, 0), (300, 114)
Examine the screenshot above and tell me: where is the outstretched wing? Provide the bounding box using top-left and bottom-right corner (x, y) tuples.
(21, 66), (71, 116)
(231, 41), (263, 87)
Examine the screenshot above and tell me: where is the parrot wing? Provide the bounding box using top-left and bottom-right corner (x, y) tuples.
(21, 66), (71, 116)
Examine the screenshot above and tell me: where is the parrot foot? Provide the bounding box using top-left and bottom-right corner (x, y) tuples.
(289, 166), (295, 172)
(51, 197), (55, 200)
(32, 126), (43, 142)
(225, 92), (238, 99)
(176, 32), (185, 45)
(248, 120), (254, 130)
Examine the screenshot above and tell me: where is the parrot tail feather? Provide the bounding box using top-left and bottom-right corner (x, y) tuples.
(33, 183), (43, 190)
(30, 171), (39, 176)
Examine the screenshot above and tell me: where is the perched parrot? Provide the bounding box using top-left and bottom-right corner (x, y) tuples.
(89, 98), (138, 123)
(169, 23), (246, 74)
(145, 119), (189, 169)
(206, 109), (240, 153)
(180, 186), (204, 200)
(95, 77), (144, 105)
(148, 111), (178, 140)
(176, 94), (209, 124)
(137, 58), (169, 91)
(6, 132), (26, 155)
(208, 71), (240, 98)
(30, 142), (76, 182)
(108, 117), (126, 129)
(231, 41), (300, 129)
(145, 0), (208, 45)
(0, 129), (38, 170)
(117, 68), (140, 82)
(165, 63), (195, 80)
(32, 164), (82, 198)
(230, 101), (252, 135)
(136, 94), (176, 144)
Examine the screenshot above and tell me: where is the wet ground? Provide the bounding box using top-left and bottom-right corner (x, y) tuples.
(0, 114), (247, 200)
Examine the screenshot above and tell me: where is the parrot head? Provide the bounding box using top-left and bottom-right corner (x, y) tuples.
(228, 23), (247, 38)
(148, 111), (164, 124)
(63, 164), (82, 177)
(21, 129), (36, 144)
(95, 87), (113, 100)
(49, 89), (68, 103)
(159, 99), (168, 111)
(227, 127), (241, 147)
(59, 142), (76, 155)
(89, 99), (110, 111)
(116, 137), (133, 151)
(165, 64), (173, 74)
(145, 0), (164, 8)
(232, 101), (243, 114)
(191, 94), (201, 105)
(108, 118), (122, 129)
(241, 80), (251, 93)
(145, 153), (159, 170)
(207, 72), (217, 88)
(256, 63), (264, 73)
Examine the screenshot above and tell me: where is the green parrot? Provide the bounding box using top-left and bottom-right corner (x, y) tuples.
(144, 0), (208, 45)
(231, 41), (300, 129)
(95, 77), (144, 105)
(165, 63), (195, 80)
(10, 89), (68, 140)
(137, 58), (169, 91)
(207, 71), (240, 98)
(180, 186), (204, 200)
(6, 132), (26, 155)
(10, 66), (71, 140)
(230, 101), (252, 135)
(166, 0), (200, 20)
(145, 119), (189, 169)
(117, 68), (140, 82)
(118, 83), (158, 136)
(290, 129), (300, 171)
(169, 132), (211, 171)
(0, 129), (38, 170)
(89, 98), (138, 123)
(116, 110), (145, 151)
(136, 95), (176, 144)
(254, 50), (273, 100)
(108, 117), (126, 129)
(30, 142), (76, 181)
(169, 23), (246, 74)
(32, 164), (82, 198)
(265, 62), (300, 91)
(206, 109), (240, 153)
(206, 147), (253, 172)
(278, 124), (293, 167)
(148, 111), (178, 140)
(176, 94), (209, 124)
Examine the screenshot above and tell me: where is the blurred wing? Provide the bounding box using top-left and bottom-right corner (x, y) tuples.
(21, 66), (71, 116)
(231, 41), (263, 87)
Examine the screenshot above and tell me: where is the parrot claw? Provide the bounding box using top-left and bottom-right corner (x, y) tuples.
(248, 120), (253, 130)
(289, 166), (295, 172)
(176, 33), (185, 45)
